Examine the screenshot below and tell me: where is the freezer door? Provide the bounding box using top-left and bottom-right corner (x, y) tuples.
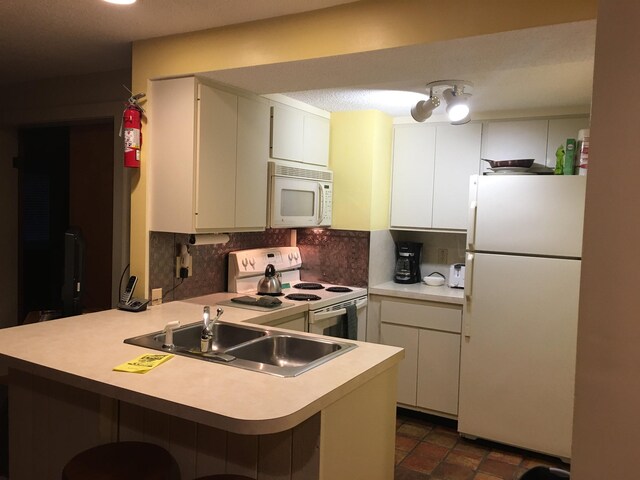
(469, 175), (586, 258)
(459, 253), (580, 459)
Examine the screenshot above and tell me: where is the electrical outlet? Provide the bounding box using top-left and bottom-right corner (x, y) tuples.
(437, 248), (449, 264)
(175, 254), (193, 278)
(151, 288), (163, 306)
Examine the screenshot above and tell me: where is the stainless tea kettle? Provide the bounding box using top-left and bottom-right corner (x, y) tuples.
(257, 264), (282, 295)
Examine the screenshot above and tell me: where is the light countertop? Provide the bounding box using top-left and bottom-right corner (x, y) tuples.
(0, 293), (402, 435)
(369, 281), (464, 305)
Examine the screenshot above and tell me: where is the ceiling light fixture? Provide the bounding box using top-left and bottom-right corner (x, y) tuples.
(410, 94), (440, 122)
(103, 0), (137, 5)
(411, 80), (473, 125)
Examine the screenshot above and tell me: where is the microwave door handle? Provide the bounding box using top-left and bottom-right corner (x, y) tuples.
(316, 183), (324, 225)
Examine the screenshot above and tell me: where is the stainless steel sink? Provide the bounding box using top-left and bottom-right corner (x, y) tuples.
(226, 334), (354, 377)
(124, 321), (356, 377)
(124, 322), (266, 353)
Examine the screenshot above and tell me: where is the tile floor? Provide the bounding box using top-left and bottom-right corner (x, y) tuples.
(395, 409), (570, 480)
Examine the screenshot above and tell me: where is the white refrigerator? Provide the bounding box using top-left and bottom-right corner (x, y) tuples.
(459, 174), (586, 460)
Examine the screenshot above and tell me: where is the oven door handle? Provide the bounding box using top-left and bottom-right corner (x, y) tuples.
(309, 308), (348, 322)
(309, 298), (367, 323)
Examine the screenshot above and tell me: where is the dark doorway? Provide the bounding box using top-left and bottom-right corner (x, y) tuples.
(17, 122), (114, 323)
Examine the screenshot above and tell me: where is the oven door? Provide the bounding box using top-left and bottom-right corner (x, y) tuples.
(308, 296), (367, 341)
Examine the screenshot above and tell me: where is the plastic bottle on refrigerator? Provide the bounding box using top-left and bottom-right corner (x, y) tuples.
(576, 128), (590, 175)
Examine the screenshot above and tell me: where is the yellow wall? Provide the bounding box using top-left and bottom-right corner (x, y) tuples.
(131, 0), (597, 292)
(330, 111), (392, 231)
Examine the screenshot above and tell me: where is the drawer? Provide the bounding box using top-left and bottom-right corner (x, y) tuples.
(380, 298), (462, 333)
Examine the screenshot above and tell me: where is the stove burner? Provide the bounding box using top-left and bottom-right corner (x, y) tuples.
(285, 293), (322, 301)
(293, 282), (324, 290)
(325, 286), (353, 293)
(257, 292), (284, 297)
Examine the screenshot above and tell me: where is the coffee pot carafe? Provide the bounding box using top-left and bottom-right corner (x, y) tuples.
(394, 242), (422, 284)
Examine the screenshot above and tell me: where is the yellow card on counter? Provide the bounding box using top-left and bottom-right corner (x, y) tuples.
(113, 353), (174, 374)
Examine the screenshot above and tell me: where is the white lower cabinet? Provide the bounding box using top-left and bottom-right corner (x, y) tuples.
(378, 297), (462, 417)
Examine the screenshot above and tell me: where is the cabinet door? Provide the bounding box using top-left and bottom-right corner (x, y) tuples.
(481, 119), (548, 169)
(149, 76), (197, 233)
(270, 104), (304, 162)
(196, 85), (237, 230)
(380, 323), (418, 406)
(546, 117), (590, 168)
(432, 123), (482, 229)
(236, 96), (270, 229)
(390, 125), (436, 229)
(416, 329), (461, 415)
(303, 113), (330, 167)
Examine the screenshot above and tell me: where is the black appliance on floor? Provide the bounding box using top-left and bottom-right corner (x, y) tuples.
(394, 241), (422, 284)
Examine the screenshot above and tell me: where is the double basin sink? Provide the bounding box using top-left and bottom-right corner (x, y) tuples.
(124, 321), (356, 377)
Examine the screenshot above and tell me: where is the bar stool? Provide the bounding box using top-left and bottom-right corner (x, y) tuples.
(62, 441), (181, 480)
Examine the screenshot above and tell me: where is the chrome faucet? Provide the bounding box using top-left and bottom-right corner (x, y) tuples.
(200, 306), (223, 353)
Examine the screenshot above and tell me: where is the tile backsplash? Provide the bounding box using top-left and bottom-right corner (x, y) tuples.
(149, 229), (292, 302)
(297, 229), (369, 287)
(149, 228), (371, 302)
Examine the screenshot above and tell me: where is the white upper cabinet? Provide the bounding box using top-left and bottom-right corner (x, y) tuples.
(481, 116), (590, 171)
(303, 112), (331, 167)
(390, 124), (436, 229)
(150, 76), (270, 233)
(390, 123), (482, 231)
(546, 117), (591, 168)
(195, 85), (238, 230)
(433, 123), (483, 229)
(481, 119), (548, 169)
(270, 102), (330, 167)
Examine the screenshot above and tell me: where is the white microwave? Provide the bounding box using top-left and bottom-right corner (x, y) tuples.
(268, 160), (333, 228)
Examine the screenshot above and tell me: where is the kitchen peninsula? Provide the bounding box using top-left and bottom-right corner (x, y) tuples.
(0, 294), (402, 480)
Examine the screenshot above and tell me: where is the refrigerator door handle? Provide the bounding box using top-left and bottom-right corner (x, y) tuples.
(467, 200), (477, 250)
(467, 175), (478, 250)
(464, 252), (474, 337)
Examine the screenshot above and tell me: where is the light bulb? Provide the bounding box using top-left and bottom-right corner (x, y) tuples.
(103, 0), (137, 4)
(447, 103), (470, 122)
(442, 87), (471, 123)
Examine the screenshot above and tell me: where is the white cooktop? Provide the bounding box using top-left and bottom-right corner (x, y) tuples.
(228, 247), (367, 310)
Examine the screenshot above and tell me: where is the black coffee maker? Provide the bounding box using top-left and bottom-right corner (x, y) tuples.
(394, 242), (422, 284)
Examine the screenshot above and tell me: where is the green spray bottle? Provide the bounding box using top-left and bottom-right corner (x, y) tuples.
(554, 145), (564, 175)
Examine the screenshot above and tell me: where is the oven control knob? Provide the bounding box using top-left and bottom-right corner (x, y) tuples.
(242, 258), (248, 268)
(249, 258), (255, 268)
(294, 252), (299, 260)
(288, 253), (293, 261)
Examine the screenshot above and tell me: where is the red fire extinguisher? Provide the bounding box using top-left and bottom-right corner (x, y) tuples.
(122, 92), (146, 168)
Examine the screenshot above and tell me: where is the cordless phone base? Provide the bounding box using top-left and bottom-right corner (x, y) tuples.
(117, 298), (149, 312)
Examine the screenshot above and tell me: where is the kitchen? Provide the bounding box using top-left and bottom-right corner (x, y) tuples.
(0, 0), (636, 478)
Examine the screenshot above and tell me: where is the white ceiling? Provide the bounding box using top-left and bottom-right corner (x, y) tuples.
(0, 1), (596, 118)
